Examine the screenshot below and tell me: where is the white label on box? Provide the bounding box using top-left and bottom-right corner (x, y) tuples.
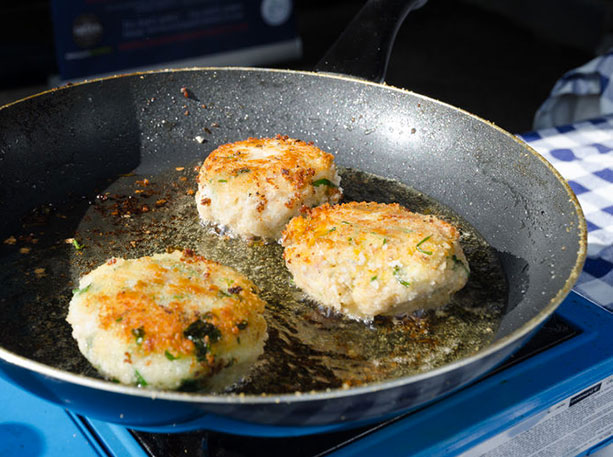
(459, 374), (613, 457)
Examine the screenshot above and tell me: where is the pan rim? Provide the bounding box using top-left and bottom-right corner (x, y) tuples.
(0, 66), (587, 406)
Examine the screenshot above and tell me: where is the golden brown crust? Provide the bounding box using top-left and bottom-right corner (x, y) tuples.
(200, 135), (334, 180)
(80, 250), (266, 361)
(282, 201), (459, 261)
(67, 250), (268, 389)
(198, 135), (341, 214)
(281, 202), (469, 319)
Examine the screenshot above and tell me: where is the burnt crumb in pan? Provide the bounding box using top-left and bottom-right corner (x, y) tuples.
(0, 165), (506, 393)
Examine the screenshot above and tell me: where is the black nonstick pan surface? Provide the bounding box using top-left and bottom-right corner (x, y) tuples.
(0, 1), (585, 437)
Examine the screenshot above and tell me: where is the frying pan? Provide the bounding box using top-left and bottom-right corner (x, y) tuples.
(0, 0), (585, 437)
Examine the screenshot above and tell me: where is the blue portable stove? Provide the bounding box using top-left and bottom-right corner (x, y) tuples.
(3, 290), (613, 457)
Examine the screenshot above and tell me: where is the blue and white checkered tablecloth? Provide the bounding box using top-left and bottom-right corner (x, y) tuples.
(520, 117), (613, 310)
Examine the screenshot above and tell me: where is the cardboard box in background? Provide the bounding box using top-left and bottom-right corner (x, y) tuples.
(51, 0), (301, 81)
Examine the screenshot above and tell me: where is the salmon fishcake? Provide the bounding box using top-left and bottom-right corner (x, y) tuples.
(196, 135), (342, 240)
(66, 250), (267, 391)
(281, 202), (470, 320)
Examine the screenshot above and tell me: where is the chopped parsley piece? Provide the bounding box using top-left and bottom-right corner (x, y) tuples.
(179, 379), (201, 392)
(383, 238), (388, 245)
(312, 178), (337, 187)
(370, 275), (378, 281)
(451, 255), (470, 275)
(184, 320), (221, 342)
(131, 326), (145, 345)
(236, 168), (251, 174)
(341, 221), (351, 225)
(165, 350), (179, 361)
(72, 239), (84, 250)
(393, 266), (411, 287)
(184, 320), (222, 362)
(134, 369), (148, 387)
(328, 227), (337, 233)
(416, 235), (433, 255)
(237, 320), (248, 330)
(72, 284), (91, 295)
(191, 340), (209, 361)
(218, 179), (227, 183)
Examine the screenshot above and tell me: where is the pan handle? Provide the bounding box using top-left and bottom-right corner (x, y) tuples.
(314, 0), (427, 83)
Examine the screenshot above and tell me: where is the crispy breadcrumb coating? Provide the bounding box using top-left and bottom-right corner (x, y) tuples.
(66, 250), (267, 391)
(281, 202), (469, 319)
(196, 135), (342, 240)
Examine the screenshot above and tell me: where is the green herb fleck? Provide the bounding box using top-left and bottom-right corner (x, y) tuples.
(236, 168), (251, 174)
(328, 227), (337, 233)
(218, 179), (227, 183)
(393, 266), (411, 287)
(192, 340), (209, 361)
(134, 369), (148, 387)
(72, 239), (84, 250)
(217, 290), (231, 298)
(115, 316), (123, 322)
(370, 275), (378, 282)
(451, 255), (470, 275)
(237, 320), (248, 330)
(184, 320), (222, 361)
(383, 238), (388, 245)
(416, 235), (433, 255)
(184, 320), (221, 342)
(131, 326), (145, 345)
(312, 178), (337, 188)
(341, 221), (351, 225)
(72, 284), (91, 295)
(179, 378), (202, 392)
(165, 350), (179, 361)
